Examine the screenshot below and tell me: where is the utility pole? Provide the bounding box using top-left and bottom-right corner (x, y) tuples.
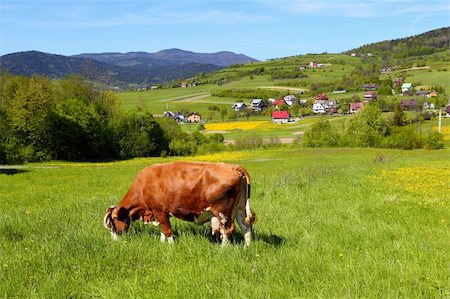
(166, 99), (168, 111)
(438, 108), (442, 133)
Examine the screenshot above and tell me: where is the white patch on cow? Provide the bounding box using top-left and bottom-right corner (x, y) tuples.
(167, 236), (174, 244)
(160, 232), (166, 243)
(111, 232), (118, 240)
(219, 212), (227, 224)
(152, 221), (160, 226)
(244, 231), (252, 247)
(220, 228), (229, 247)
(211, 217), (220, 235)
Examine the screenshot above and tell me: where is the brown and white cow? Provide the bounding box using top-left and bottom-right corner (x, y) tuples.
(103, 161), (255, 246)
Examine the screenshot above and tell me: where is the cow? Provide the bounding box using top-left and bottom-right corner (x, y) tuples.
(103, 161), (255, 246)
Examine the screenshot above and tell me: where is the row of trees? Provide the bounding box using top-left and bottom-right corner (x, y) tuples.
(302, 104), (444, 150)
(0, 73), (223, 164)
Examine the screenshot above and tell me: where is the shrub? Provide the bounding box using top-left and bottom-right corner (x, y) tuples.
(424, 132), (444, 150)
(302, 120), (340, 147)
(381, 126), (422, 150)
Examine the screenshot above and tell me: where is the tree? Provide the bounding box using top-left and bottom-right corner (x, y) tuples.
(343, 104), (388, 147)
(391, 104), (407, 126)
(302, 120), (340, 147)
(114, 108), (168, 158)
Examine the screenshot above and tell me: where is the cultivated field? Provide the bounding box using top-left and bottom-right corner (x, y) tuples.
(1, 147), (449, 297)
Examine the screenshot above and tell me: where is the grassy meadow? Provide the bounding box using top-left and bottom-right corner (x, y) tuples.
(1, 147), (449, 298)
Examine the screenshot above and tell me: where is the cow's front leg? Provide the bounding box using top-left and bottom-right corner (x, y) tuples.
(156, 212), (174, 244)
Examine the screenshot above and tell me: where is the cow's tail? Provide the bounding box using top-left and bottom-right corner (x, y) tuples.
(237, 166), (255, 226)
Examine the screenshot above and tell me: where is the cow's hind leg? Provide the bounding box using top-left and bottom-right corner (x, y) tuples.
(156, 212), (174, 244)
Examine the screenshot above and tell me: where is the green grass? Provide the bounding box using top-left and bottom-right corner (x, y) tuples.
(1, 147), (449, 297)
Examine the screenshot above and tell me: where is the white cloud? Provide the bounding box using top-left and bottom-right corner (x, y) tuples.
(270, 0), (450, 18)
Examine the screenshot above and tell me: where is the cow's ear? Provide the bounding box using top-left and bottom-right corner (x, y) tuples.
(116, 207), (129, 221)
(106, 206), (115, 213)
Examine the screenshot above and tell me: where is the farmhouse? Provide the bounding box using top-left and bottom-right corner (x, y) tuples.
(416, 90), (430, 97)
(349, 102), (364, 114)
(401, 83), (413, 94)
(400, 99), (417, 111)
(273, 99), (287, 109)
(362, 83), (379, 91)
(312, 100), (326, 114)
(164, 111), (185, 123)
(283, 95), (297, 106)
(250, 99), (266, 111)
(423, 102), (435, 110)
(364, 91), (377, 102)
(231, 102), (247, 112)
(446, 105), (450, 117)
(314, 93), (328, 101)
(272, 110), (290, 123)
(187, 112), (201, 123)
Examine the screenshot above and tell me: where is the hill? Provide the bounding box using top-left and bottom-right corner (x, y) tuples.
(0, 49), (257, 88)
(345, 27), (450, 58)
(75, 48), (258, 67)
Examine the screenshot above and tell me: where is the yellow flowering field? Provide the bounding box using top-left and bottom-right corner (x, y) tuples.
(371, 164), (450, 199)
(432, 125), (450, 140)
(178, 150), (256, 162)
(205, 120), (295, 131)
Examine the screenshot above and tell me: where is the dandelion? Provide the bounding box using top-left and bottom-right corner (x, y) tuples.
(370, 165), (450, 199)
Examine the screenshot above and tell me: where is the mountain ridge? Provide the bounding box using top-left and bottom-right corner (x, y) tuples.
(0, 49), (258, 87)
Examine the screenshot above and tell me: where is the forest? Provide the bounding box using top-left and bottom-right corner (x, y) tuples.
(0, 73), (224, 164)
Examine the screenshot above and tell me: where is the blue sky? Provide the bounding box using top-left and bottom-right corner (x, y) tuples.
(0, 0), (449, 60)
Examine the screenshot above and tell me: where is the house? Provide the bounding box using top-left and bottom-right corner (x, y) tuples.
(163, 111), (185, 123)
(231, 102), (247, 112)
(187, 112), (201, 123)
(349, 102), (364, 114)
(309, 62), (318, 68)
(350, 53), (357, 57)
(312, 100), (327, 114)
(273, 99), (287, 109)
(298, 65), (307, 70)
(272, 110), (290, 123)
(364, 91), (377, 102)
(315, 93), (328, 101)
(423, 102), (435, 110)
(283, 95), (297, 106)
(416, 90), (430, 97)
(362, 83), (379, 91)
(325, 100), (339, 114)
(400, 99), (417, 111)
(429, 90), (438, 98)
(401, 83), (413, 93)
(250, 99), (266, 111)
(446, 105), (450, 117)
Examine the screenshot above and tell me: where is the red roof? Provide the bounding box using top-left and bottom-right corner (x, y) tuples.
(350, 102), (363, 110)
(315, 93), (328, 101)
(273, 99), (286, 106)
(272, 111), (290, 119)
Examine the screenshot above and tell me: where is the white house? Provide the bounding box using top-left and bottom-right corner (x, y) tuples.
(231, 102), (247, 111)
(401, 83), (413, 93)
(283, 95), (297, 106)
(250, 99), (266, 111)
(312, 100), (327, 114)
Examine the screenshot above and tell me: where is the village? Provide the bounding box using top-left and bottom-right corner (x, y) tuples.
(163, 75), (448, 125)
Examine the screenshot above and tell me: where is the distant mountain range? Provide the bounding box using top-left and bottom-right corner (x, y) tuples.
(0, 48), (258, 87)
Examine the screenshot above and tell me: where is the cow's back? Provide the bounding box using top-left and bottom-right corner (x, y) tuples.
(132, 161), (243, 213)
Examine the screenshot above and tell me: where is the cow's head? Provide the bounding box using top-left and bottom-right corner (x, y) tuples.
(103, 206), (131, 239)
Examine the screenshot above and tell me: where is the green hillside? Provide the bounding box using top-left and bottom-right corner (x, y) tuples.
(118, 49), (450, 117)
